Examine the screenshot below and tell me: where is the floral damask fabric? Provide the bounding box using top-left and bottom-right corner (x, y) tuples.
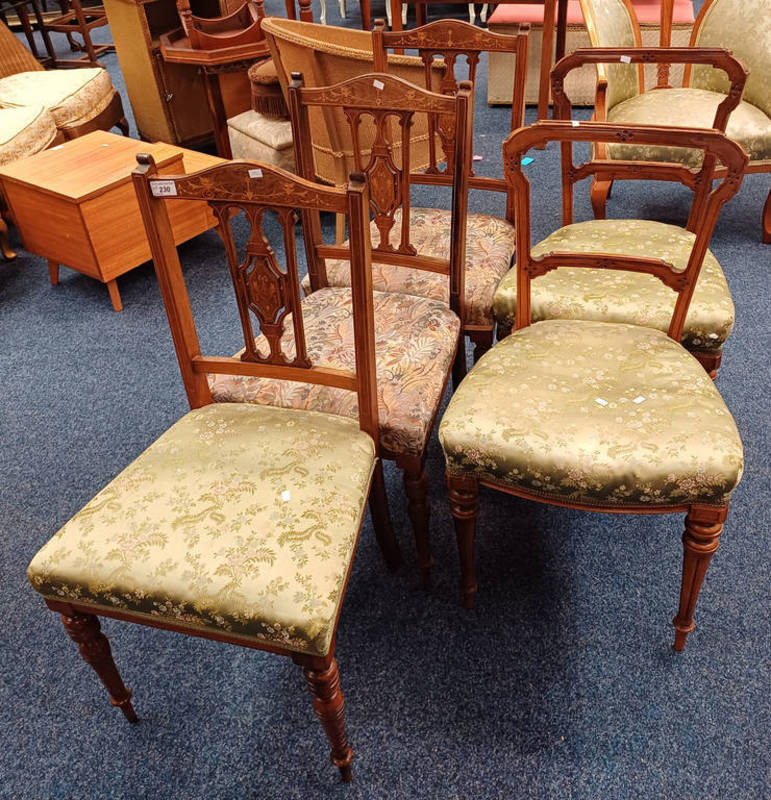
(209, 287), (460, 457)
(606, 88), (771, 166)
(301, 208), (516, 327)
(0, 105), (56, 166)
(690, 0), (771, 120)
(582, 0), (640, 111)
(27, 403), (376, 657)
(440, 319), (743, 507)
(0, 68), (115, 128)
(493, 219), (734, 353)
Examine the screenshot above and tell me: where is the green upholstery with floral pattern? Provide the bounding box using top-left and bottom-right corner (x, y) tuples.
(690, 0), (771, 121)
(493, 219), (734, 353)
(579, 0), (639, 111)
(300, 208), (516, 327)
(27, 403), (377, 657)
(439, 319), (743, 506)
(209, 287), (460, 457)
(606, 88), (771, 166)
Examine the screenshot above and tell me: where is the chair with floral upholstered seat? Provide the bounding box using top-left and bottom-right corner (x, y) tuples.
(211, 73), (465, 590)
(0, 20), (128, 140)
(27, 160), (398, 782)
(576, 0), (771, 242)
(492, 48), (749, 379)
(439, 120), (747, 651)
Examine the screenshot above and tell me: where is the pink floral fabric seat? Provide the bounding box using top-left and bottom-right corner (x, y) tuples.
(208, 287), (461, 457)
(301, 208), (516, 327)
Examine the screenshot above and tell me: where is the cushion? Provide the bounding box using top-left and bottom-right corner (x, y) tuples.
(487, 0), (693, 24)
(209, 287), (460, 457)
(606, 88), (771, 165)
(0, 68), (115, 129)
(439, 319), (743, 507)
(493, 219), (734, 353)
(27, 403), (376, 657)
(301, 208), (516, 328)
(0, 105), (56, 166)
(227, 110), (295, 169)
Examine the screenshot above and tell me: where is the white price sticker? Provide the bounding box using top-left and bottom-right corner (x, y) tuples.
(281, 490), (291, 502)
(620, 55), (632, 63)
(373, 79), (385, 90)
(248, 168), (263, 178)
(633, 395), (646, 404)
(594, 397), (608, 406)
(150, 180), (177, 197)
(571, 120), (580, 127)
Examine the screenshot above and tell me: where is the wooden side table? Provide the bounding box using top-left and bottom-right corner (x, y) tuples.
(0, 131), (223, 311)
(392, 0), (568, 120)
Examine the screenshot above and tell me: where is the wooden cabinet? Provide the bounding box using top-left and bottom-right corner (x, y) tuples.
(103, 0), (226, 145)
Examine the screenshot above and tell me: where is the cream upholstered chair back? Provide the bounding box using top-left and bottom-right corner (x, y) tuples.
(0, 21), (42, 79)
(262, 18), (443, 186)
(578, 0), (642, 112)
(689, 0), (771, 119)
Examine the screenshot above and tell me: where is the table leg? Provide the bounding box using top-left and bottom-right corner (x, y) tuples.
(106, 279), (123, 312)
(48, 260), (59, 285)
(203, 70), (232, 159)
(556, 0), (568, 61)
(537, 0), (556, 121)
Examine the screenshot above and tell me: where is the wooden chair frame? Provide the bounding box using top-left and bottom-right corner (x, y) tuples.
(288, 71), (468, 586)
(372, 17), (528, 358)
(448, 120), (747, 651)
(579, 0), (770, 242)
(38, 158), (396, 783)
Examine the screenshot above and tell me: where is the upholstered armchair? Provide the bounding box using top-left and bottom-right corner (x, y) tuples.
(577, 0), (771, 242)
(0, 20), (128, 140)
(27, 159), (392, 782)
(440, 120), (747, 651)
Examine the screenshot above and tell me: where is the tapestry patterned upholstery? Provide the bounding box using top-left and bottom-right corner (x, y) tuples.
(27, 403), (376, 657)
(0, 105), (56, 165)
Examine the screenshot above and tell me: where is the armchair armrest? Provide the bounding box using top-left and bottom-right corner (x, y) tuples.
(551, 47), (748, 133)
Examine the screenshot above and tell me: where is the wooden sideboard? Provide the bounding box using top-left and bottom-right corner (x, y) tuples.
(103, 0), (238, 145)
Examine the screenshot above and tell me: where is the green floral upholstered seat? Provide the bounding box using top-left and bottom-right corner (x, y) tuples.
(209, 287), (461, 457)
(493, 219), (734, 354)
(439, 319), (743, 507)
(27, 403), (376, 657)
(301, 208), (516, 327)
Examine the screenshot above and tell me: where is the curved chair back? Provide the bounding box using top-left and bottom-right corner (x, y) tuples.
(688, 0), (771, 119)
(262, 17), (444, 186)
(578, 0), (642, 111)
(503, 120), (747, 342)
(132, 158), (380, 446)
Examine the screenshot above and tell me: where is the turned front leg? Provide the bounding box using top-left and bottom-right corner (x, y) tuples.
(60, 610), (137, 722)
(447, 473), (479, 609)
(672, 506), (727, 651)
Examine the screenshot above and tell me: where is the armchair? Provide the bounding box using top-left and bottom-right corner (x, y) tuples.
(578, 0), (771, 242)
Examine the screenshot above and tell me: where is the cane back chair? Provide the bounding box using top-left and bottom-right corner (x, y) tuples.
(493, 48), (747, 378)
(439, 120), (747, 651)
(578, 0), (771, 242)
(27, 160), (392, 782)
(211, 73), (465, 588)
(328, 18), (526, 362)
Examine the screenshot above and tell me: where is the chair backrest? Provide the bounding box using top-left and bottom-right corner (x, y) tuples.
(288, 71), (473, 319)
(578, 0), (642, 111)
(688, 0), (771, 119)
(132, 157), (380, 446)
(503, 120), (747, 343)
(0, 20), (42, 78)
(176, 0), (264, 50)
(262, 17), (445, 186)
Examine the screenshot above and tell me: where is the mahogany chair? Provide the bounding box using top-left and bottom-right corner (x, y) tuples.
(440, 120), (747, 651)
(364, 18), (529, 361)
(493, 48), (748, 379)
(578, 0), (771, 242)
(27, 159), (396, 782)
(240, 72), (466, 587)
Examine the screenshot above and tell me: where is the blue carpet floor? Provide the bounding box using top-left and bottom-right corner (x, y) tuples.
(2, 5), (770, 799)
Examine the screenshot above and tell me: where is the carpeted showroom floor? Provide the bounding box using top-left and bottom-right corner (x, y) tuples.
(1, 2), (769, 798)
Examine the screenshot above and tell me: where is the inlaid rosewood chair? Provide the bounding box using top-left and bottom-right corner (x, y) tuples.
(493, 50), (748, 378)
(440, 120), (747, 650)
(27, 160), (393, 782)
(232, 72), (465, 587)
(577, 0), (771, 242)
(359, 18), (529, 360)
